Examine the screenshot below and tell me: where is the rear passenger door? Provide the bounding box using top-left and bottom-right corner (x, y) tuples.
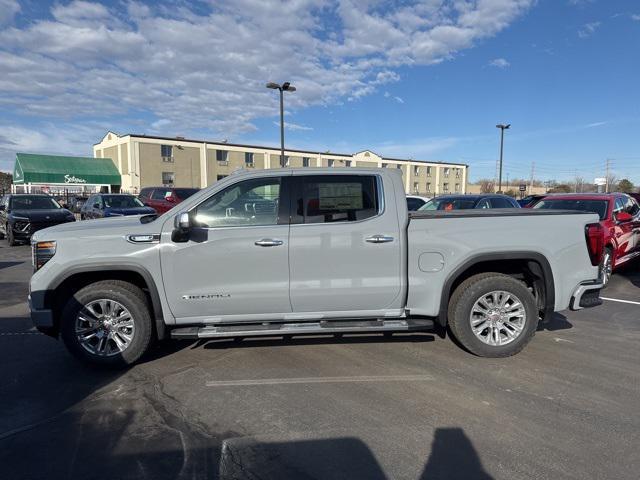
(288, 173), (402, 313)
(613, 197), (634, 260)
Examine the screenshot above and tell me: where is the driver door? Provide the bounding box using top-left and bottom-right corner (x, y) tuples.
(160, 173), (292, 321)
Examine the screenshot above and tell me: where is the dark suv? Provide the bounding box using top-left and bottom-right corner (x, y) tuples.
(138, 187), (200, 214)
(0, 194), (76, 246)
(80, 194), (156, 219)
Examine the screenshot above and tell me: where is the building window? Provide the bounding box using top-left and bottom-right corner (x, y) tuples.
(284, 156), (290, 167)
(345, 160), (352, 167)
(413, 182), (419, 194)
(426, 182), (431, 192)
(426, 166), (432, 176)
(455, 169), (461, 178)
(397, 164), (402, 169)
(245, 152), (254, 167)
(443, 182), (449, 192)
(302, 157), (310, 167)
(328, 159), (334, 167)
(444, 167), (450, 177)
(216, 150), (228, 164)
(382, 163), (388, 168)
(162, 172), (175, 186)
(161, 145), (173, 163)
(217, 175), (227, 181)
(455, 183), (460, 192)
(413, 165), (420, 176)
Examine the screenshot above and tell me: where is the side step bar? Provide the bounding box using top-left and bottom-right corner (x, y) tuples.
(170, 319), (434, 340)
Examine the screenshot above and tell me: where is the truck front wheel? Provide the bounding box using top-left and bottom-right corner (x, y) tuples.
(60, 280), (153, 367)
(448, 273), (538, 357)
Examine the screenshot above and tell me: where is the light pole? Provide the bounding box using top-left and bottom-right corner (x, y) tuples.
(266, 82), (296, 167)
(496, 123), (510, 193)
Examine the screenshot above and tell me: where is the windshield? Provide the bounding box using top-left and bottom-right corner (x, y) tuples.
(103, 195), (144, 209)
(174, 188), (199, 199)
(533, 199), (608, 220)
(418, 198), (478, 211)
(10, 196), (61, 210)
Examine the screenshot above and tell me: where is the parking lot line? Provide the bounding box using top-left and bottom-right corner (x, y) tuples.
(601, 297), (640, 306)
(206, 374), (433, 387)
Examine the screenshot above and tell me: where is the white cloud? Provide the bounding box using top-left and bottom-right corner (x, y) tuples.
(0, 0), (534, 157)
(394, 96), (404, 104)
(585, 121), (607, 128)
(273, 121), (313, 131)
(489, 58), (511, 68)
(631, 14), (640, 21)
(0, 0), (20, 26)
(578, 21), (601, 38)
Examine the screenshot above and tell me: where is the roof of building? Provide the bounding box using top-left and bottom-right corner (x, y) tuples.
(13, 153), (121, 185)
(96, 133), (468, 167)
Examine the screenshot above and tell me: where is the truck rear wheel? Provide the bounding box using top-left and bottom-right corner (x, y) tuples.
(60, 280), (153, 367)
(448, 273), (538, 357)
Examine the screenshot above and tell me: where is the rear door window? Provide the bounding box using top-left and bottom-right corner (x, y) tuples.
(296, 175), (379, 224)
(490, 197), (515, 208)
(152, 189), (171, 200)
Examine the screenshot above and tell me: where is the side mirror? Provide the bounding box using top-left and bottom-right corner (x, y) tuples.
(616, 211), (633, 223)
(172, 212), (191, 242)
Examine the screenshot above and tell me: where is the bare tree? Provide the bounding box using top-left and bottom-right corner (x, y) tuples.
(478, 179), (495, 193)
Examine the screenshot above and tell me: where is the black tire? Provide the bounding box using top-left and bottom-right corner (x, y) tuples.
(60, 280), (153, 367)
(448, 272), (538, 358)
(599, 247), (613, 288)
(7, 226), (17, 246)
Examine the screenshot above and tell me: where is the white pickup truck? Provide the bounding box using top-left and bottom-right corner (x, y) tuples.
(29, 168), (604, 366)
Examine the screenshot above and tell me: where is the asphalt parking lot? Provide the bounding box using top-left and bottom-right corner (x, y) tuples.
(1, 243), (639, 480)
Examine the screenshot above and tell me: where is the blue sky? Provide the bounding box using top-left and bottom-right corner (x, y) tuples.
(0, 0), (639, 184)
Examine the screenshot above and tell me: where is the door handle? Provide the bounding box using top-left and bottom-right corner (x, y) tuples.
(255, 238), (284, 247)
(365, 235), (394, 244)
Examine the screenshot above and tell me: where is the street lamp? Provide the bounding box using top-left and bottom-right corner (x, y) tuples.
(266, 81), (296, 167)
(496, 123), (510, 193)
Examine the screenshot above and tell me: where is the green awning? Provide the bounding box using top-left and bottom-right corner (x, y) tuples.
(13, 153), (121, 186)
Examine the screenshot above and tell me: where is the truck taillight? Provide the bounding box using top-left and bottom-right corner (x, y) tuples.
(584, 223), (604, 266)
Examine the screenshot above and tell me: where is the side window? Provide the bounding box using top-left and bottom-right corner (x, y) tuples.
(193, 177), (281, 228)
(490, 197), (514, 208)
(298, 175), (379, 224)
(613, 198), (625, 214)
(152, 189), (170, 200)
(407, 197), (424, 211)
(139, 188), (152, 200)
(476, 199), (490, 209)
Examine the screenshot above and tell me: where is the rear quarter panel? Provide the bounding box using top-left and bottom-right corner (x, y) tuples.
(406, 212), (600, 316)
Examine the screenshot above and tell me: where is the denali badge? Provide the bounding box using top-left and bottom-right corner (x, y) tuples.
(182, 294), (231, 300)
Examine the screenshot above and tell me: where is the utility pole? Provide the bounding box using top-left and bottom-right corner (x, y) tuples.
(496, 124), (510, 193)
(266, 82), (297, 167)
(605, 158), (611, 193)
(528, 161), (535, 195)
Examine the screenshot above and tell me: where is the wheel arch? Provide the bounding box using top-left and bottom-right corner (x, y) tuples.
(438, 252), (555, 327)
(45, 264), (166, 340)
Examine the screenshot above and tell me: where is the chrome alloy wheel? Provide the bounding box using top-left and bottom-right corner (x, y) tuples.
(75, 299), (135, 356)
(469, 290), (526, 346)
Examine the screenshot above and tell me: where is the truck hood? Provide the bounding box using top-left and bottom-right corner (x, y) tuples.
(31, 214), (160, 241)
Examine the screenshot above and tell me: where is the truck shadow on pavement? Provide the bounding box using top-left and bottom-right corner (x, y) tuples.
(537, 312), (572, 332)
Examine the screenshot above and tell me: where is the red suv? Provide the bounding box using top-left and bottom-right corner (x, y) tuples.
(138, 187), (200, 214)
(533, 193), (640, 284)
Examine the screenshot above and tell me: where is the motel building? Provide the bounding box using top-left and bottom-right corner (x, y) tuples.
(11, 153), (122, 195)
(94, 132), (469, 196)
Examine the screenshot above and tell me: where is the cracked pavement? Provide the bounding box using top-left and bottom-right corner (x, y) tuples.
(1, 243), (639, 479)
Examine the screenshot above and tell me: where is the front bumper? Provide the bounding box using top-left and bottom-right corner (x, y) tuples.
(569, 281), (604, 310)
(28, 294), (55, 335)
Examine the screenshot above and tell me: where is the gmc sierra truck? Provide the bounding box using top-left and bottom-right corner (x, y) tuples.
(28, 168), (604, 366)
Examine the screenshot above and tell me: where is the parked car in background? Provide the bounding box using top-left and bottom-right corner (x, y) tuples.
(139, 187), (200, 214)
(533, 193), (640, 284)
(406, 195), (431, 211)
(518, 194), (547, 208)
(419, 194), (520, 211)
(80, 194), (156, 219)
(0, 194), (75, 246)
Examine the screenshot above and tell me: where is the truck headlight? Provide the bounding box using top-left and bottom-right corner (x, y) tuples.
(32, 241), (56, 271)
